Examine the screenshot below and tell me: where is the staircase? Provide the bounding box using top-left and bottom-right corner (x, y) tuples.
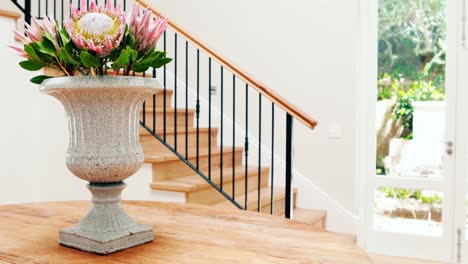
(4, 0), (327, 229)
(138, 83), (326, 227)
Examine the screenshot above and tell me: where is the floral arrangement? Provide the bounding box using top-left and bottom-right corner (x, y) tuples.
(10, 0), (171, 84)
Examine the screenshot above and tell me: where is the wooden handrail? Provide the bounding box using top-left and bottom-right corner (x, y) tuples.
(136, 0), (318, 129)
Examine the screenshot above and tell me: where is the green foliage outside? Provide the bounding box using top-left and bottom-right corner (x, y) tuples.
(377, 0), (446, 139)
(379, 187), (442, 204)
(378, 74), (445, 138)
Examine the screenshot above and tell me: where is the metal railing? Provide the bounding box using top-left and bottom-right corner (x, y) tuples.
(12, 0), (318, 218)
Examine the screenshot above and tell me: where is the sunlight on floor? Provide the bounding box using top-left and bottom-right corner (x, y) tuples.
(369, 254), (449, 264)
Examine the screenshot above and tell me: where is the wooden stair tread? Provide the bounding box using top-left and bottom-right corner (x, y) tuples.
(144, 146), (244, 163)
(150, 166), (270, 192)
(0, 9), (22, 19)
(215, 186), (297, 211)
(139, 127), (217, 136)
(141, 107), (195, 113)
(293, 208), (327, 226)
(335, 232), (357, 243)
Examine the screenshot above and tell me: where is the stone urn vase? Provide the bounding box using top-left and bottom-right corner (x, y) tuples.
(40, 76), (160, 254)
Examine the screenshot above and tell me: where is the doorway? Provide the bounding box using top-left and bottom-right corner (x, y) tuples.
(361, 0), (466, 262)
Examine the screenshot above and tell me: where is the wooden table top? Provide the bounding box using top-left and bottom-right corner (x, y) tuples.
(0, 201), (372, 263)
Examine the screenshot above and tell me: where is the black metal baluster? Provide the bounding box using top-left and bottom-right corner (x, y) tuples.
(114, 0), (117, 7)
(61, 0), (64, 25)
(123, 0), (126, 11)
(86, 0), (89, 9)
(24, 0), (31, 25)
(232, 75), (236, 199)
(196, 49), (200, 169)
(185, 41), (189, 160)
(37, 0), (41, 19)
(270, 103), (275, 214)
(53, 0), (56, 19)
(285, 113), (293, 219)
(174, 33), (178, 151)
(208, 57), (212, 180)
(257, 94), (262, 212)
(142, 95), (146, 126)
(153, 67), (156, 133)
(163, 31), (167, 142)
(46, 0), (48, 16)
(69, 0), (72, 20)
(244, 84), (249, 210)
(141, 72), (146, 127)
(220, 66), (224, 190)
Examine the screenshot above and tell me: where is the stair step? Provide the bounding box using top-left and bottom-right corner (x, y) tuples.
(152, 166), (270, 205)
(140, 107), (195, 130)
(148, 146), (244, 182)
(0, 9), (21, 20)
(151, 166), (268, 192)
(215, 186), (297, 216)
(140, 127), (218, 154)
(143, 90), (173, 108)
(335, 232), (357, 243)
(145, 145), (242, 163)
(292, 208), (327, 229)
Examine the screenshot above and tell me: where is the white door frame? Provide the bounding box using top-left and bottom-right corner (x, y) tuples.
(355, 0), (466, 262)
(452, 0), (468, 261)
(355, 0), (378, 251)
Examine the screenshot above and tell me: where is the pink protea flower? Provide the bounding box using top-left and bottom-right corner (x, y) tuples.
(65, 0), (125, 57)
(10, 16), (59, 58)
(129, 4), (167, 53)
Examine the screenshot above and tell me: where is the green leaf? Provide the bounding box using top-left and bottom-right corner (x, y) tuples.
(23, 45), (42, 63)
(59, 27), (70, 45)
(65, 42), (76, 55)
(151, 57), (173, 68)
(133, 65), (150, 73)
(59, 48), (79, 65)
(134, 51), (164, 68)
(30, 75), (53, 84)
(125, 46), (138, 61)
(128, 32), (135, 47)
(80, 51), (101, 68)
(37, 36), (57, 57)
(130, 50), (138, 61)
(19, 60), (44, 71)
(140, 46), (156, 61)
(112, 50), (129, 69)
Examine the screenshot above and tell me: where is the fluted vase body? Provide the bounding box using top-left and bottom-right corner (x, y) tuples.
(41, 76), (157, 183)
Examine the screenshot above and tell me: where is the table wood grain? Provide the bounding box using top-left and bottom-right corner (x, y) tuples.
(0, 201), (372, 263)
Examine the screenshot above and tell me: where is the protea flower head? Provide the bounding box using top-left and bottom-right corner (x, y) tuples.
(65, 0), (125, 57)
(129, 4), (167, 53)
(10, 16), (59, 57)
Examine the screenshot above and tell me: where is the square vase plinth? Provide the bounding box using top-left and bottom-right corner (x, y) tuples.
(59, 182), (154, 255)
(59, 223), (153, 254)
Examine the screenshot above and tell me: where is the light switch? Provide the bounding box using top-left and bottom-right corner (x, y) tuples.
(328, 121), (343, 139)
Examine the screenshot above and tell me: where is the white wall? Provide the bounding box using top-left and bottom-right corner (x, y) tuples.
(0, 14), (38, 204)
(148, 0), (360, 232)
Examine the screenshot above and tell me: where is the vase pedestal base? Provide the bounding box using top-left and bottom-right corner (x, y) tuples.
(59, 223), (153, 255)
(58, 182), (154, 255)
